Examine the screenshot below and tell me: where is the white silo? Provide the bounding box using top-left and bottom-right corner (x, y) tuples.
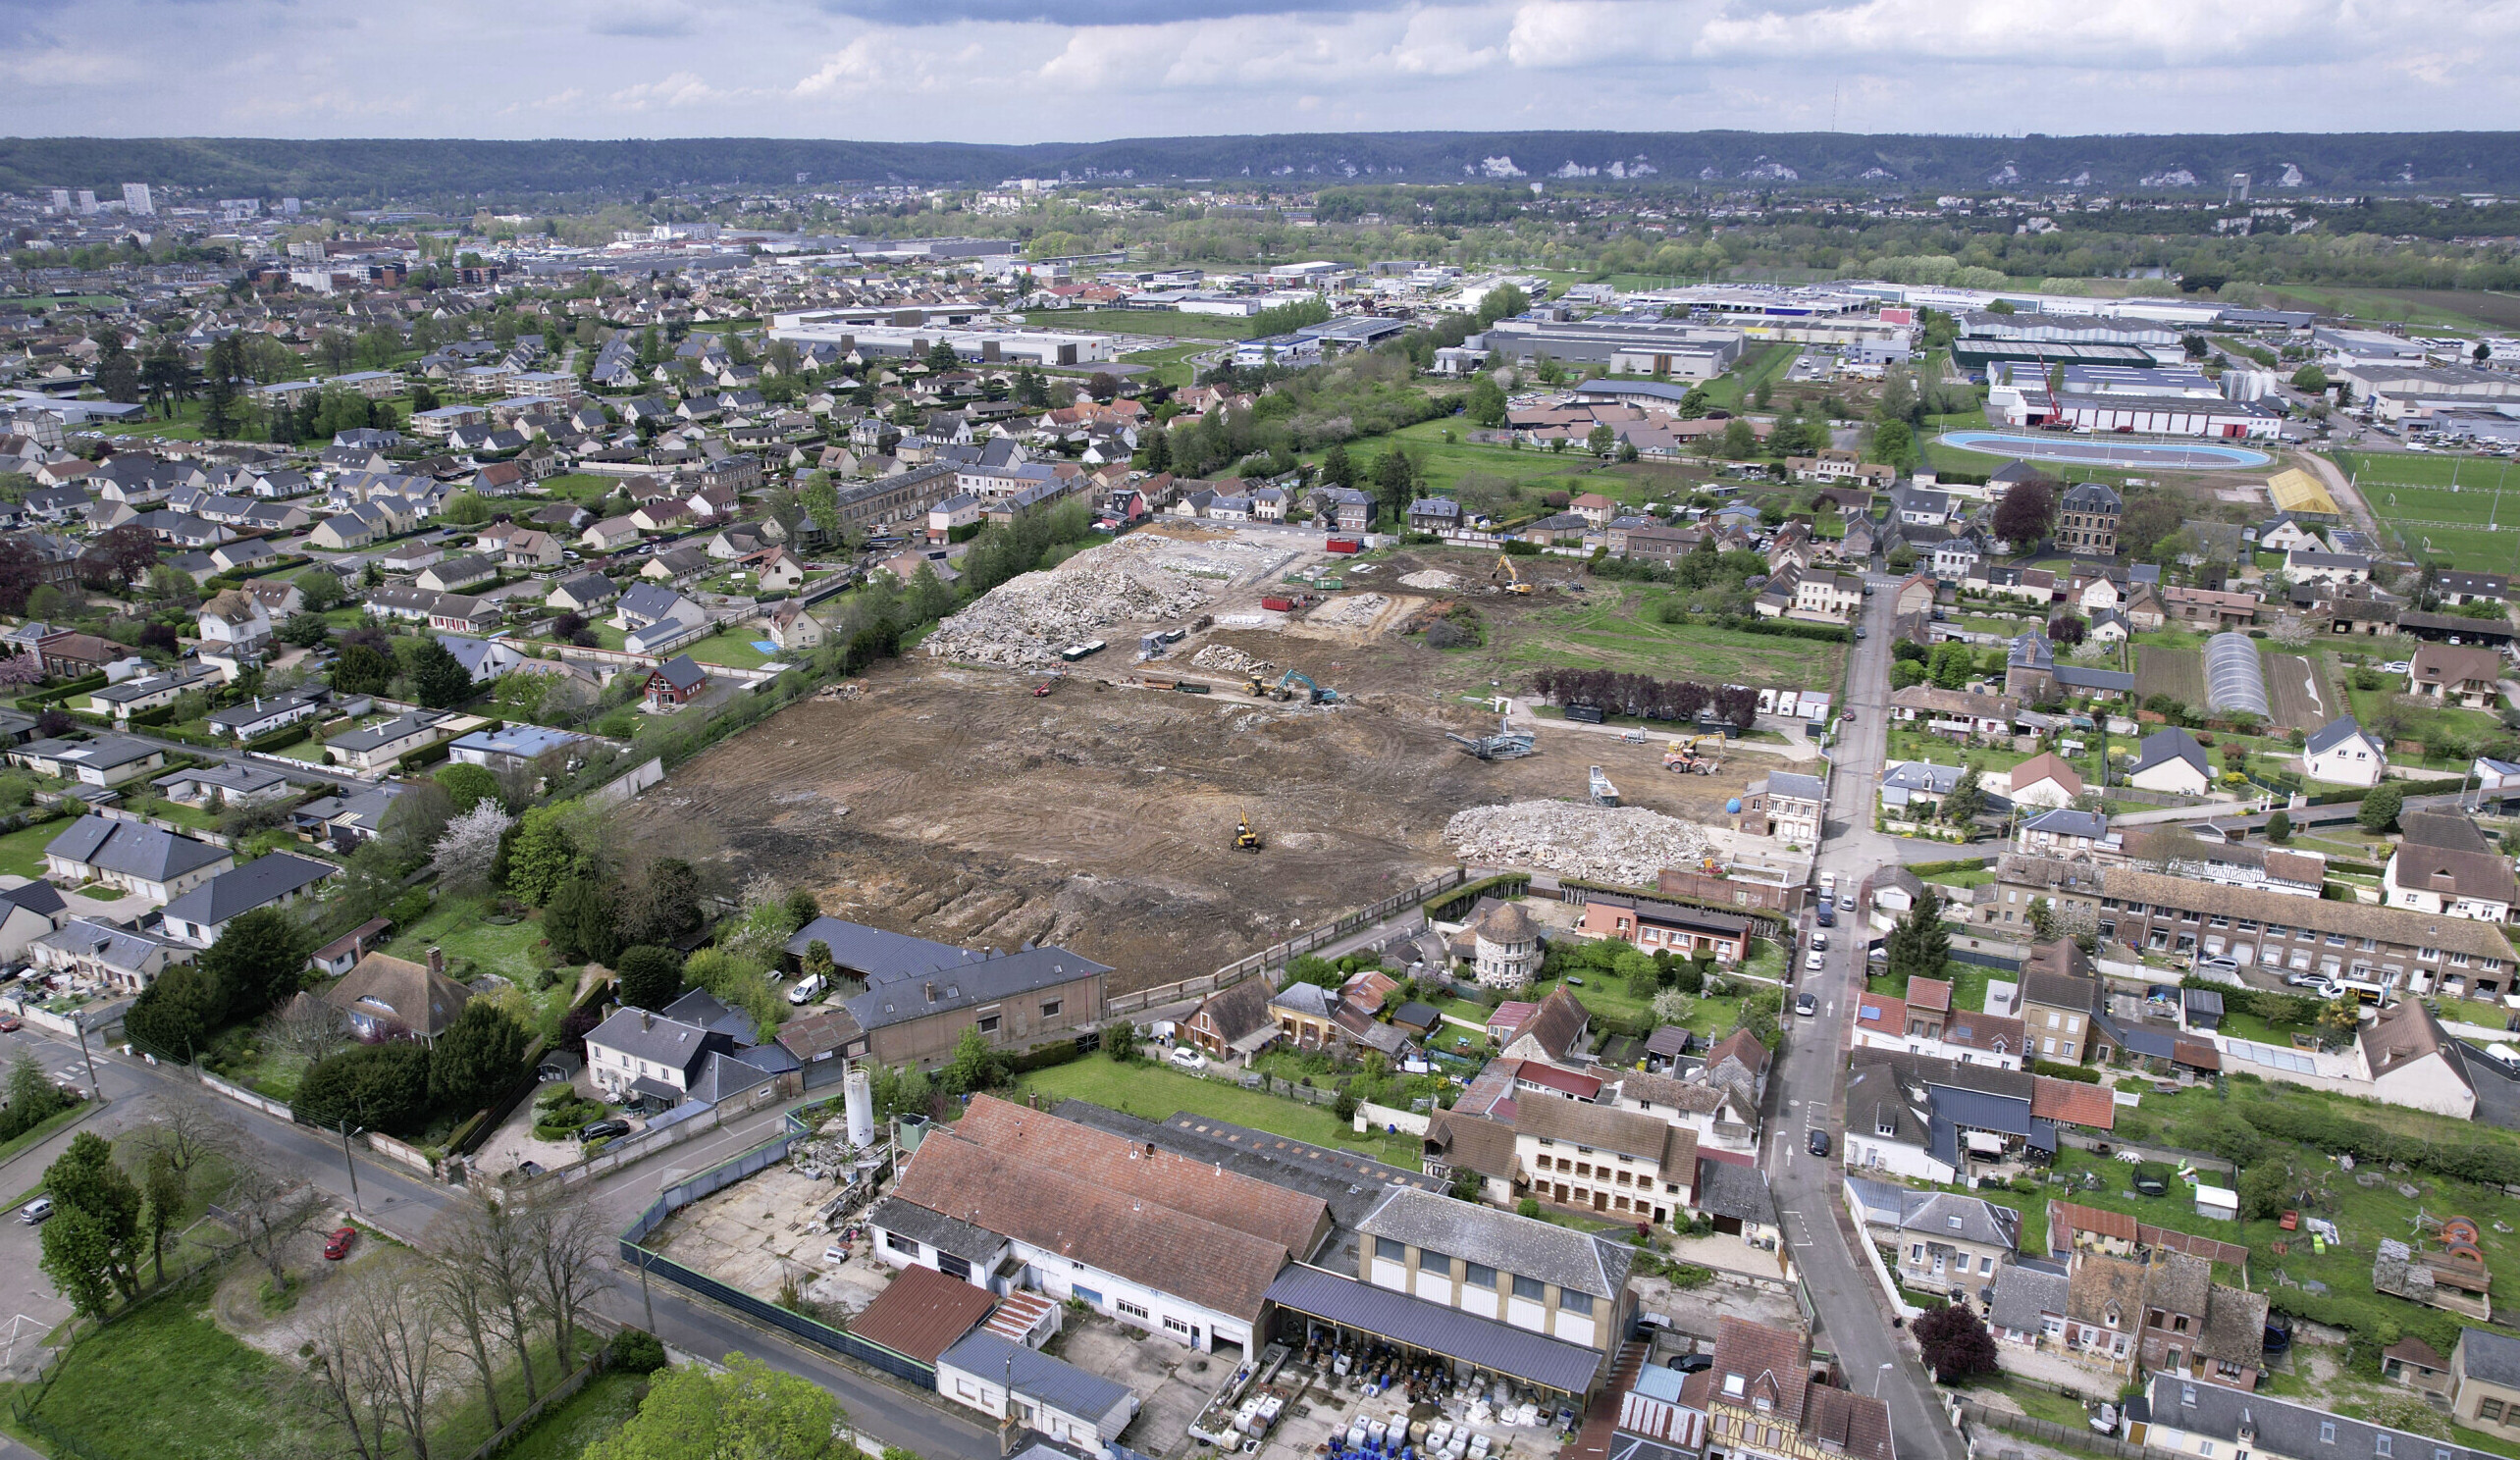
(844, 1065), (875, 1149)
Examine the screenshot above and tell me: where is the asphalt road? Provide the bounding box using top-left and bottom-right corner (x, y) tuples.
(1762, 574), (1966, 1460)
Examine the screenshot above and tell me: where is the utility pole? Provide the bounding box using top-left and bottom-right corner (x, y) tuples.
(639, 1254), (656, 1332)
(72, 1018), (100, 1103)
(338, 1119), (362, 1211)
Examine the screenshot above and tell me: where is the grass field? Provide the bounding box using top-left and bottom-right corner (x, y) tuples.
(501, 1370), (650, 1460)
(681, 633), (777, 670)
(539, 473), (619, 506)
(1497, 580), (1850, 688)
(1122, 341), (1219, 389)
(25, 1281), (315, 1459)
(1011, 1053), (1424, 1169)
(0, 816), (65, 879)
(2333, 447), (2520, 570)
(1698, 343), (1797, 413)
(1334, 419), (1698, 509)
(2263, 286), (2516, 334)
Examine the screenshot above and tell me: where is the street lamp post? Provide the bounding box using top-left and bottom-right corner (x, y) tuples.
(1875, 1363), (1896, 1459)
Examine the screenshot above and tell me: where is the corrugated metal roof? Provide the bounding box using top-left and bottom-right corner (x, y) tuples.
(848, 1262), (994, 1364)
(1263, 1264), (1604, 1395)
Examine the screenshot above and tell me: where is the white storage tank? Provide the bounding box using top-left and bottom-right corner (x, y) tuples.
(844, 1065), (876, 1148)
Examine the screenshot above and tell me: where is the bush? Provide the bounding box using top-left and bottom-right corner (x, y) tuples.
(608, 1328), (669, 1375)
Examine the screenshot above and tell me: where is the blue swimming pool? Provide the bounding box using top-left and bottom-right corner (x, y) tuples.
(1937, 430), (2274, 471)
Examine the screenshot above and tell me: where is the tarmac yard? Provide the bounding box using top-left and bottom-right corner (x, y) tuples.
(625, 652), (1782, 995)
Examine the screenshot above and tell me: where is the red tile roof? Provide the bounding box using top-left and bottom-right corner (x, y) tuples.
(1905, 977), (1952, 1014)
(2031, 1076), (2118, 1130)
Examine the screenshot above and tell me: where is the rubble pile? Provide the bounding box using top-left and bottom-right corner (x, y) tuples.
(924, 542), (1217, 667)
(1399, 569), (1460, 590)
(1444, 801), (1713, 885)
(1192, 644), (1273, 677)
(1308, 593), (1391, 629)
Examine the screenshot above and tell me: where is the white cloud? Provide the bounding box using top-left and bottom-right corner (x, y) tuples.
(607, 71), (733, 110)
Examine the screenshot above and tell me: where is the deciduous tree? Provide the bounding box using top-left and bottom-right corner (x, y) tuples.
(587, 1354), (852, 1460)
(1914, 1303), (1999, 1382)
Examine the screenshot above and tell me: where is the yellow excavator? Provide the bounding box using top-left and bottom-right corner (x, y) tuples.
(1233, 808), (1264, 853)
(1493, 554), (1533, 595)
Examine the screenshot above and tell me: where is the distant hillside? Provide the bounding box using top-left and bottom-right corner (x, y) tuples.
(1, 131), (2516, 197)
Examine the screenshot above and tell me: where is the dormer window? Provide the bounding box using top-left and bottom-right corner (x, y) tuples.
(1723, 1376), (1746, 1398)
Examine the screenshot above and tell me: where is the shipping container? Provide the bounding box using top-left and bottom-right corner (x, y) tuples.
(1260, 595), (1296, 612)
(1314, 576), (1343, 591)
(1325, 538), (1363, 554)
(1565, 704), (1606, 724)
(1060, 640), (1106, 662)
(1177, 681), (1211, 695)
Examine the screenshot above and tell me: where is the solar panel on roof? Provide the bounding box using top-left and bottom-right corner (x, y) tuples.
(1860, 1005), (1881, 1019)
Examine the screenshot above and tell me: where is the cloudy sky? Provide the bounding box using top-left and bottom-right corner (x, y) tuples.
(0, 0), (2496, 140)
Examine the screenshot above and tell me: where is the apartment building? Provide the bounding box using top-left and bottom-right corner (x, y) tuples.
(1512, 1096), (1697, 1224)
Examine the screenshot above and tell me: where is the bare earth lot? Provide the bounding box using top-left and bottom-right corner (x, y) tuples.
(627, 652), (1780, 994)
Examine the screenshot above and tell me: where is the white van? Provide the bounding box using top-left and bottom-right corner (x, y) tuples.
(787, 973), (828, 1006)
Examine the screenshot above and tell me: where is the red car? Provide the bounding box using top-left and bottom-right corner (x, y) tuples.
(0, 1017), (21, 1033)
(324, 1226), (357, 1261)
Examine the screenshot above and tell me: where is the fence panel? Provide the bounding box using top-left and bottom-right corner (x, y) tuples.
(199, 1069), (294, 1121)
(1947, 947), (2023, 973)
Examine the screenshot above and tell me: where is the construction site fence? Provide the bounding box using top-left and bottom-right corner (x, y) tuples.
(617, 1101), (936, 1390)
(1107, 868), (1470, 1016)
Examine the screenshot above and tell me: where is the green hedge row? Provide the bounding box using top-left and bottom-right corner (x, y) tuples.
(2306, 776), (2470, 806)
(2032, 1060), (2101, 1083)
(202, 553), (312, 593)
(242, 723), (312, 754)
(1428, 873), (1533, 922)
(1907, 856), (1992, 876)
(16, 671), (109, 710)
(2238, 1097), (2520, 1187)
(1715, 616), (1854, 645)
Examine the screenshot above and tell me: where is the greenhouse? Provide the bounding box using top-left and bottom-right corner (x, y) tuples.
(2203, 632), (2270, 718)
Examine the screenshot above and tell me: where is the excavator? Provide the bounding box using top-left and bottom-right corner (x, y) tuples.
(1492, 554), (1533, 596)
(1247, 669), (1338, 704)
(1233, 808), (1263, 853)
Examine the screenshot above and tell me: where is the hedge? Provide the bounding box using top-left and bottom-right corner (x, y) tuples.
(2032, 1060), (2101, 1083)
(395, 739), (455, 772)
(1428, 872), (1534, 922)
(2182, 975), (2323, 1027)
(1713, 615), (1853, 645)
(16, 671), (109, 711)
(2236, 1097), (2520, 1187)
(2307, 776), (2469, 806)
(1907, 856), (1992, 876)
(242, 722), (313, 754)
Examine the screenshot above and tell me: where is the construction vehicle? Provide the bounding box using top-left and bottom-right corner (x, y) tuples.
(1032, 681), (1053, 697)
(1589, 765), (1621, 807)
(1493, 555), (1533, 595)
(1448, 712), (1537, 760)
(1233, 808), (1263, 853)
(1252, 669), (1338, 704)
(1662, 733), (1724, 773)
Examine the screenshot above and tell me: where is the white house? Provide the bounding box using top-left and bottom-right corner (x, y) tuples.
(193, 589), (272, 655)
(2351, 1000), (2476, 1120)
(935, 1332), (1137, 1448)
(2125, 726), (2214, 796)
(2303, 715), (2386, 787)
(157, 852), (337, 948)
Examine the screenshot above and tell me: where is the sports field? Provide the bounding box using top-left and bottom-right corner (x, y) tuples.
(2333, 448), (2520, 571)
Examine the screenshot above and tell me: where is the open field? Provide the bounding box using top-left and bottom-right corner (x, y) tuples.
(1123, 341), (1220, 389)
(1326, 419), (1706, 509)
(623, 544), (1805, 990)
(1492, 579), (1850, 688)
(2133, 645), (2205, 705)
(2263, 286), (2519, 333)
(2334, 449), (2520, 570)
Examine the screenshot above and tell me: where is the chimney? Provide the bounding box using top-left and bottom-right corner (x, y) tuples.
(925, 981), (937, 1004)
(641, 1010), (653, 1030)
(427, 946), (444, 976)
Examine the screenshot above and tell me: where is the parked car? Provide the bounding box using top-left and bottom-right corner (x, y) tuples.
(1811, 933), (1828, 952)
(579, 1119), (632, 1143)
(2198, 956), (2239, 975)
(19, 1196), (51, 1225)
(2284, 971), (2327, 989)
(1804, 951), (1825, 973)
(324, 1226), (357, 1261)
(1807, 1128), (1830, 1157)
(1796, 993), (1817, 1017)
(822, 1243), (850, 1265)
(1836, 894), (1854, 911)
(1168, 1046), (1207, 1071)
(1669, 1353), (1713, 1374)
(1814, 905), (1836, 928)
(787, 973), (827, 1006)
(0, 1017), (20, 1032)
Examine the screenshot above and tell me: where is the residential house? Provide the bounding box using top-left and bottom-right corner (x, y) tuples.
(779, 915), (1110, 1069)
(2304, 715), (2387, 787)
(158, 853), (336, 947)
(2451, 1329), (2520, 1431)
(546, 573), (618, 614)
(42, 815), (233, 901)
(1512, 1096), (1698, 1223)
(86, 664), (222, 723)
(2016, 808), (2113, 860)
(322, 949), (475, 1043)
(9, 735), (164, 787)
(1571, 893), (1752, 965)
(1701, 1316), (1892, 1460)
(2412, 643), (2502, 709)
(1182, 976), (1280, 1062)
(2383, 810), (2518, 923)
(1888, 686), (2021, 740)
(646, 654), (709, 708)
(2351, 999), (2477, 1119)
(417, 553), (498, 594)
(0, 880), (68, 964)
(153, 761), (293, 808)
(1738, 771), (1826, 846)
(2126, 726), (2214, 796)
(2006, 753), (2086, 808)
(2130, 1376), (2458, 1460)
(30, 916), (187, 994)
(1844, 1176), (2020, 1299)
(1356, 1186), (1635, 1368)
(325, 710), (451, 773)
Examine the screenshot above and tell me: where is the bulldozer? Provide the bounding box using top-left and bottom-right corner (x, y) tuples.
(1492, 554), (1533, 596)
(1233, 808), (1264, 853)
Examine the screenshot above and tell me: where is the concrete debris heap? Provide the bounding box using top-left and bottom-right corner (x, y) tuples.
(1191, 644), (1273, 677)
(1444, 801), (1713, 886)
(1399, 569), (1460, 590)
(1308, 593), (1391, 629)
(923, 539), (1217, 668)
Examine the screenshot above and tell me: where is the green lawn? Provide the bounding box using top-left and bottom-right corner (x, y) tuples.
(2333, 449), (2520, 570)
(502, 1370), (651, 1460)
(375, 896), (572, 1029)
(1123, 342), (1219, 390)
(1010, 1053), (1424, 1169)
(0, 816), (65, 878)
(1494, 577), (1850, 690)
(537, 473), (620, 505)
(1868, 960), (1996, 1018)
(680, 633), (776, 670)
(22, 1278), (321, 1460)
(2343, 683), (2502, 763)
(1698, 344), (1798, 413)
(2265, 287), (2506, 333)
(1314, 419), (1667, 505)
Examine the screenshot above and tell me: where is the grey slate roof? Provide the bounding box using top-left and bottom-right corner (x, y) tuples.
(159, 852), (334, 927)
(1693, 1158), (1776, 1227)
(44, 815), (230, 883)
(866, 1193), (1007, 1267)
(1265, 1264), (1603, 1395)
(1358, 1186), (1632, 1300)
(37, 915), (182, 973)
(0, 879), (66, 919)
(2129, 725), (2210, 778)
(793, 912), (1111, 1032)
(2304, 715), (2368, 756)
(1764, 770), (1827, 803)
(328, 710), (447, 755)
(2461, 1327), (2520, 1387)
(1051, 1101), (1439, 1234)
(584, 1007), (724, 1079)
(1990, 1261), (2069, 1334)
(2149, 1372), (2491, 1460)
(939, 1330), (1133, 1422)
(2022, 808), (2108, 839)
